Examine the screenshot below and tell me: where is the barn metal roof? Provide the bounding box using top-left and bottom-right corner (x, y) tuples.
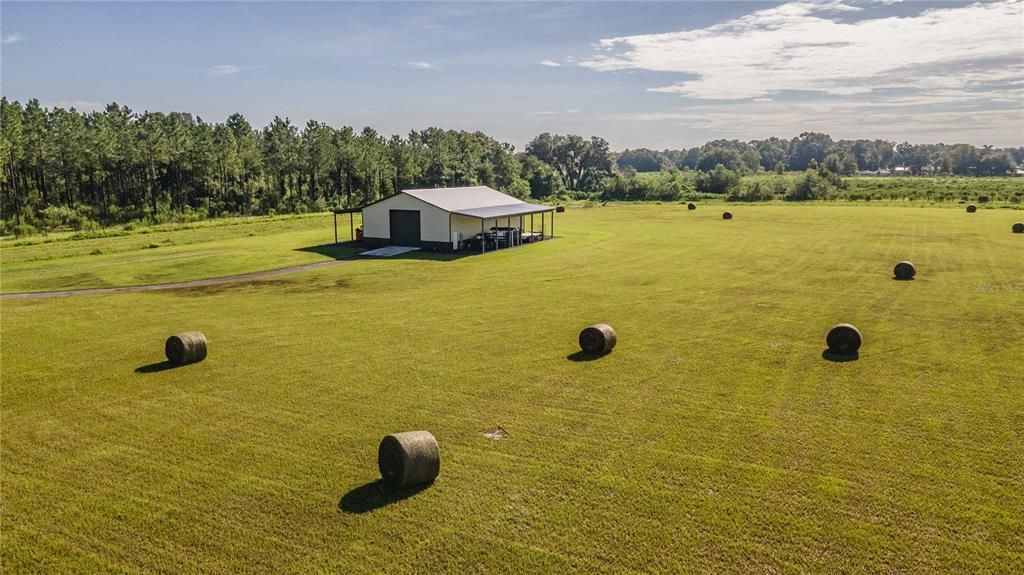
(451, 203), (554, 219)
(401, 186), (552, 218)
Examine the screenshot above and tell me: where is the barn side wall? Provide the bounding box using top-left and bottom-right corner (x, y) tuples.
(362, 194), (450, 244)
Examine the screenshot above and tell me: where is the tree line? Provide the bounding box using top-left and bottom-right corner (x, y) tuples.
(0, 98), (567, 235)
(1, 98), (1020, 235)
(616, 133), (1022, 177)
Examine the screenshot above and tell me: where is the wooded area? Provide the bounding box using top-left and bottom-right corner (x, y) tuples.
(1, 98), (1020, 236)
(616, 135), (1021, 177)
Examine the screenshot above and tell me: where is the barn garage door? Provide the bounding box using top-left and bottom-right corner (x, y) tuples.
(389, 209), (421, 246)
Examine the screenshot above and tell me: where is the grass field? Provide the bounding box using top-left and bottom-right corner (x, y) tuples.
(0, 213), (361, 294)
(2, 204), (1023, 573)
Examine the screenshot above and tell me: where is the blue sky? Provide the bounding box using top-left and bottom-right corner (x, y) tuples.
(2, 1), (1021, 150)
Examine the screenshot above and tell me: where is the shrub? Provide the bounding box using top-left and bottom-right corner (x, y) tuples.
(728, 179), (775, 202)
(600, 172), (682, 202)
(38, 205), (98, 233)
(786, 170), (837, 201)
(11, 223), (38, 238)
(696, 164), (741, 194)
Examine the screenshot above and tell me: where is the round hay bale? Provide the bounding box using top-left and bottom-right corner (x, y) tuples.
(722, 211), (733, 220)
(893, 260), (916, 280)
(555, 205), (566, 213)
(826, 323), (862, 355)
(687, 203), (697, 210)
(966, 204), (977, 213)
(165, 332), (207, 365)
(378, 431), (440, 488)
(1013, 222), (1024, 234)
(579, 323), (617, 355)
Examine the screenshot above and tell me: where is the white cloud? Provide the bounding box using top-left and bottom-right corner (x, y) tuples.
(526, 109), (581, 116)
(814, 0), (863, 13)
(540, 59), (561, 67)
(2, 33), (23, 45)
(209, 64), (242, 76)
(618, 93), (1024, 146)
(579, 0), (1024, 101)
(408, 61), (439, 70)
(49, 100), (104, 113)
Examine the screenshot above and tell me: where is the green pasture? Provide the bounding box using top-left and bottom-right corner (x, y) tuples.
(0, 213), (361, 294)
(2, 204), (1022, 573)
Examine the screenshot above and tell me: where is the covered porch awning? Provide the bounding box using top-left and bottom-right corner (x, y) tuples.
(450, 202), (553, 219)
(454, 203), (557, 254)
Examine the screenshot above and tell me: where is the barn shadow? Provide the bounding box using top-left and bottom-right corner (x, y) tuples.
(295, 243), (362, 260)
(821, 349), (859, 363)
(295, 243), (478, 262)
(383, 250), (475, 262)
(134, 360), (181, 373)
(338, 480), (432, 514)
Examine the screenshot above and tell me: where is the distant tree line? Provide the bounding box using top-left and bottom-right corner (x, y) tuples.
(1, 98), (1020, 236)
(615, 133), (1021, 177)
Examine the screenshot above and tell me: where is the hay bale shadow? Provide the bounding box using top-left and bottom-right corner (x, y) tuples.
(892, 276), (915, 282)
(338, 479), (431, 514)
(134, 361), (181, 374)
(566, 351), (607, 362)
(821, 349), (859, 363)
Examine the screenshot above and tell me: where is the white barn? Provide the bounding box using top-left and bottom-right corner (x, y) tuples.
(361, 186), (557, 253)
